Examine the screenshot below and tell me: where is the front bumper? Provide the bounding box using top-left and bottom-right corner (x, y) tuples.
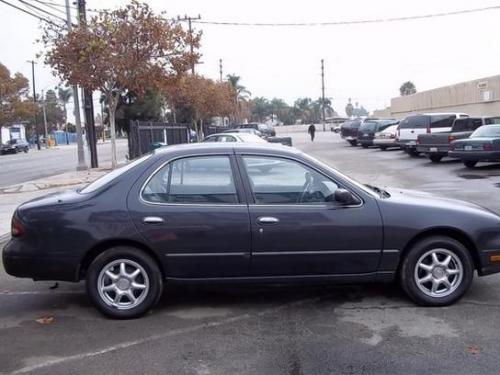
(448, 150), (500, 161)
(2, 239), (79, 281)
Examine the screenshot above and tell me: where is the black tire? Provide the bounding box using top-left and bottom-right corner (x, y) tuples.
(24, 148), (28, 153)
(86, 247), (163, 319)
(407, 148), (420, 157)
(400, 236), (474, 306)
(349, 140), (358, 147)
(429, 154), (443, 163)
(463, 160), (477, 168)
(362, 144), (369, 149)
(380, 146), (387, 151)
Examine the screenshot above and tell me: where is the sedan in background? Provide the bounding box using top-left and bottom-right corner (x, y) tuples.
(373, 124), (400, 150)
(0, 138), (29, 155)
(4, 143), (500, 318)
(449, 124), (500, 168)
(204, 132), (267, 143)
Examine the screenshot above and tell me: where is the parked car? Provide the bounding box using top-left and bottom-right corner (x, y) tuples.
(417, 117), (500, 163)
(340, 119), (363, 146)
(449, 124), (500, 168)
(223, 128), (263, 137)
(221, 127), (292, 146)
(357, 119), (398, 148)
(398, 113), (469, 156)
(204, 132), (267, 143)
(257, 123), (276, 137)
(0, 138), (29, 155)
(330, 123), (341, 133)
(373, 124), (400, 150)
(4, 143), (500, 318)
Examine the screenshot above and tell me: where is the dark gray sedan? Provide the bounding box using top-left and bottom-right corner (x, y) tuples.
(4, 143), (500, 318)
(449, 124), (500, 168)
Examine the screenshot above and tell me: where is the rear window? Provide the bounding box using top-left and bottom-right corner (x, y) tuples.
(399, 115), (429, 129)
(485, 117), (500, 125)
(472, 126), (500, 137)
(359, 122), (378, 132)
(430, 115), (455, 128)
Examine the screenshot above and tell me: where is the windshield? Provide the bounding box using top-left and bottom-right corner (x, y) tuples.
(471, 125), (500, 138)
(79, 154), (151, 194)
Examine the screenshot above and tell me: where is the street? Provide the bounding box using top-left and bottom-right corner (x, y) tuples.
(1, 130), (500, 374)
(0, 140), (128, 188)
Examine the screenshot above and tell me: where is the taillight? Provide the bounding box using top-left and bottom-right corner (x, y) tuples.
(397, 129), (400, 139)
(426, 127), (431, 134)
(448, 135), (456, 142)
(389, 133), (396, 139)
(416, 138), (420, 145)
(11, 215), (25, 237)
(449, 143), (456, 151)
(483, 143), (493, 151)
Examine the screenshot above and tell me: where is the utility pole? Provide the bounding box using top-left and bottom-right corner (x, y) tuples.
(178, 14), (201, 74)
(77, 0), (98, 168)
(65, 0), (87, 170)
(27, 60), (41, 150)
(219, 58), (223, 81)
(41, 90), (48, 148)
(321, 59), (326, 132)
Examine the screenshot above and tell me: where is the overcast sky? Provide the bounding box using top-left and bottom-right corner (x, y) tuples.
(1, 0), (500, 118)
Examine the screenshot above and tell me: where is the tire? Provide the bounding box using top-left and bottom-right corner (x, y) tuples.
(362, 144), (368, 149)
(429, 154), (443, 163)
(407, 148), (420, 157)
(24, 148), (28, 153)
(349, 140), (358, 147)
(86, 247), (163, 319)
(400, 236), (474, 306)
(380, 146), (387, 151)
(463, 160), (477, 168)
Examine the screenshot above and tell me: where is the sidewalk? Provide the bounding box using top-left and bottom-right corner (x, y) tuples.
(0, 169), (108, 236)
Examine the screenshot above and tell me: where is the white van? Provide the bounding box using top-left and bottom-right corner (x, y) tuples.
(398, 113), (469, 156)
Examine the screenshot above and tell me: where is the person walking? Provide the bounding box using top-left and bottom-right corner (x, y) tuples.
(308, 123), (316, 141)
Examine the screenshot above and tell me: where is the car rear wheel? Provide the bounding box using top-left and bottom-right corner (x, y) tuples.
(86, 247), (163, 319)
(407, 149), (420, 157)
(463, 160), (477, 168)
(380, 146), (387, 151)
(400, 236), (473, 306)
(349, 140), (357, 146)
(429, 155), (443, 163)
(362, 144), (369, 149)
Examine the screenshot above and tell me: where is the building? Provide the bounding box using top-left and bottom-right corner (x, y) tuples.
(375, 74), (500, 119)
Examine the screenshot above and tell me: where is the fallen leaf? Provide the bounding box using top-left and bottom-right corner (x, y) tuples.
(467, 345), (481, 354)
(35, 316), (54, 325)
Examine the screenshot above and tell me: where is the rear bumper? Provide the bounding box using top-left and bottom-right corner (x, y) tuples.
(2, 239), (79, 281)
(448, 151), (500, 161)
(398, 140), (417, 150)
(341, 135), (357, 141)
(373, 139), (398, 147)
(417, 144), (449, 155)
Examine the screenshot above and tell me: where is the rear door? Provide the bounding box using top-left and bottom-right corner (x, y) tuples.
(128, 153), (251, 278)
(399, 115), (430, 142)
(238, 154), (383, 276)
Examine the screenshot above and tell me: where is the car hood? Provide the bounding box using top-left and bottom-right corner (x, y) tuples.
(383, 187), (500, 219)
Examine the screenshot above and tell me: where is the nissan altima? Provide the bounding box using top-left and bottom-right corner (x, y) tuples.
(3, 143), (500, 318)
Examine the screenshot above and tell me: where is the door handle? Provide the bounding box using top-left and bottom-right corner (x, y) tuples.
(142, 216), (164, 224)
(257, 216), (279, 225)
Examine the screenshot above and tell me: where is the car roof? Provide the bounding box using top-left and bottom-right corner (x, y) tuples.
(153, 142), (299, 156)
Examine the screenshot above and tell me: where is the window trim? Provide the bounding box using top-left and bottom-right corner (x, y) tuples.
(139, 153), (245, 206)
(237, 153), (364, 208)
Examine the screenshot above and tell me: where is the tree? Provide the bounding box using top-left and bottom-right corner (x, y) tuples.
(43, 89), (65, 128)
(43, 1), (198, 167)
(226, 74), (251, 123)
(345, 98), (354, 117)
(400, 81), (417, 96)
(250, 97), (269, 122)
(0, 63), (37, 144)
(293, 97), (313, 124)
(352, 102), (369, 117)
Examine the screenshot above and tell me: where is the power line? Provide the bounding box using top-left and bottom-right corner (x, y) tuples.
(31, 0), (68, 16)
(192, 5), (500, 26)
(17, 0), (66, 22)
(0, 0), (62, 27)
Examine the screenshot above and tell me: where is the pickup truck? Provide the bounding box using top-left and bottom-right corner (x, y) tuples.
(416, 117), (498, 162)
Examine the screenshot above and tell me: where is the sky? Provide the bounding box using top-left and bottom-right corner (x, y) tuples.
(1, 0), (500, 119)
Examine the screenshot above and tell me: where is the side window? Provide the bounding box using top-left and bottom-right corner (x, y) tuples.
(242, 156), (340, 205)
(470, 119), (484, 131)
(142, 156), (238, 204)
(452, 119), (467, 132)
(402, 116), (429, 129)
(219, 135), (236, 142)
(430, 115), (455, 128)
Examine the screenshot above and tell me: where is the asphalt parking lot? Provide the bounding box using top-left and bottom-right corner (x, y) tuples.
(2, 130), (500, 375)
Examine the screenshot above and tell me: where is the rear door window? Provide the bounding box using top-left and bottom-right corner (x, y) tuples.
(452, 119), (468, 132)
(430, 115), (455, 128)
(469, 118), (484, 131)
(400, 116), (429, 129)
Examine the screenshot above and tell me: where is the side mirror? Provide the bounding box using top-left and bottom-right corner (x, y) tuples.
(333, 189), (359, 205)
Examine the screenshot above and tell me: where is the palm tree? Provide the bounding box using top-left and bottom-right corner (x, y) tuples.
(226, 74), (251, 122)
(58, 87), (72, 144)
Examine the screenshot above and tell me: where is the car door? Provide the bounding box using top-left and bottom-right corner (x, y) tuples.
(128, 153), (251, 278)
(238, 154), (383, 276)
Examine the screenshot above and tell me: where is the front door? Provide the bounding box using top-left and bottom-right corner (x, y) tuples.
(238, 155), (383, 276)
(128, 154), (251, 278)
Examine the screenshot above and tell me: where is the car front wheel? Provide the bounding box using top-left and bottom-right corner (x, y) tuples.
(400, 236), (473, 306)
(429, 154), (443, 163)
(86, 247), (163, 319)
